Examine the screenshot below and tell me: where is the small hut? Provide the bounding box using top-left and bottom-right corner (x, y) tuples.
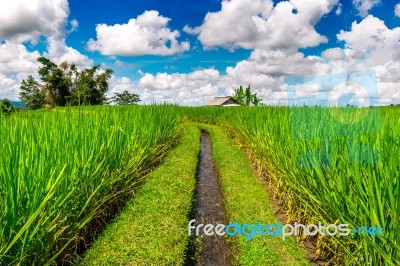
(206, 96), (241, 107)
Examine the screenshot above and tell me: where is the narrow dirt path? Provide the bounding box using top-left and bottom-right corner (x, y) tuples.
(192, 130), (232, 266)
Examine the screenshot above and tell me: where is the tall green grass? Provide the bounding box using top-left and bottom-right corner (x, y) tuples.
(1, 105), (398, 265)
(183, 106), (400, 265)
(0, 105), (181, 264)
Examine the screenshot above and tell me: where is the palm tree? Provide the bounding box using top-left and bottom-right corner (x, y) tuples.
(233, 85), (245, 105)
(233, 84), (263, 106)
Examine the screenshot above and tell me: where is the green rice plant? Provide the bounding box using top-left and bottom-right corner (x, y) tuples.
(1, 104), (399, 265)
(182, 106), (400, 265)
(0, 105), (181, 264)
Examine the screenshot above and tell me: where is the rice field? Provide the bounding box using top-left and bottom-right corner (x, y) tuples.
(0, 105), (399, 265)
(183, 106), (400, 265)
(0, 105), (181, 265)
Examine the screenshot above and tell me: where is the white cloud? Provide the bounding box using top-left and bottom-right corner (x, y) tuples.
(0, 42), (41, 74)
(0, 0), (69, 43)
(187, 0), (338, 51)
(87, 10), (190, 56)
(107, 76), (139, 99)
(337, 15), (400, 66)
(132, 49), (332, 105)
(378, 61), (400, 83)
(224, 49), (330, 104)
(69, 19), (79, 33)
(0, 74), (19, 100)
(184, 0), (274, 50)
(44, 37), (92, 68)
(0, 0), (92, 100)
(138, 69), (220, 105)
(107, 10), (400, 106)
(319, 16), (400, 105)
(0, 42), (41, 100)
(352, 0), (381, 17)
(183, 25), (201, 35)
(336, 3), (342, 15)
(395, 4), (400, 17)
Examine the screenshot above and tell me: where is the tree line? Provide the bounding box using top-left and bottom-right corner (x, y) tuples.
(18, 57), (141, 110)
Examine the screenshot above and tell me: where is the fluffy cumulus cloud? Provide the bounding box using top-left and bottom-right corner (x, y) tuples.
(0, 0), (93, 100)
(138, 69), (221, 105)
(336, 3), (342, 15)
(87, 10), (190, 56)
(395, 3), (400, 17)
(107, 76), (138, 96)
(223, 49), (330, 104)
(44, 38), (92, 67)
(145, 13), (399, 106)
(352, 0), (381, 17)
(0, 41), (41, 100)
(337, 16), (400, 65)
(0, 42), (41, 74)
(0, 0), (69, 43)
(275, 15), (400, 105)
(0, 74), (20, 100)
(132, 50), (331, 105)
(185, 0), (338, 51)
(224, 15), (400, 106)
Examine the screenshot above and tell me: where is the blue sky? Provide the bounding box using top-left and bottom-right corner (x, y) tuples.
(0, 0), (399, 105)
(65, 0), (397, 74)
(68, 0), (250, 76)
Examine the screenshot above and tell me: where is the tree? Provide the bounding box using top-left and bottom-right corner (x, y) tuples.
(0, 98), (15, 115)
(232, 85), (263, 106)
(111, 90), (141, 105)
(251, 93), (263, 106)
(19, 75), (45, 109)
(22, 57), (114, 108)
(233, 85), (245, 105)
(37, 57), (70, 107)
(72, 65), (114, 105)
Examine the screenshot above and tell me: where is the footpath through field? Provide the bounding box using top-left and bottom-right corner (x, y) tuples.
(196, 124), (308, 265)
(81, 123), (309, 265)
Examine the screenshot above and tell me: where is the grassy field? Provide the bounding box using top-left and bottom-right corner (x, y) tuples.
(81, 125), (200, 265)
(185, 106), (400, 265)
(0, 105), (181, 264)
(0, 105), (398, 265)
(198, 123), (308, 265)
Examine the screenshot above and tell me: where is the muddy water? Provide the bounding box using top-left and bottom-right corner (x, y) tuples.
(192, 130), (232, 266)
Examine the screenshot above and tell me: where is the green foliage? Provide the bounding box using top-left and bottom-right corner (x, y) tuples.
(0, 98), (15, 115)
(22, 57), (114, 108)
(37, 56), (70, 106)
(81, 125), (199, 265)
(199, 124), (308, 265)
(19, 75), (45, 109)
(232, 85), (263, 106)
(183, 106), (400, 265)
(111, 90), (141, 105)
(69, 65), (114, 105)
(0, 105), (181, 264)
(2, 105), (399, 265)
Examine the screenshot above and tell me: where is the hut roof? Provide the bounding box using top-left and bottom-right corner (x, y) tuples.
(206, 96), (240, 106)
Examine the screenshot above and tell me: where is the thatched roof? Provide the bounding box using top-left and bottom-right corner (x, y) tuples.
(206, 96), (240, 106)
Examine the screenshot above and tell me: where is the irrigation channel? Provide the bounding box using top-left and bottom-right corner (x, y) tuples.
(189, 130), (233, 265)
